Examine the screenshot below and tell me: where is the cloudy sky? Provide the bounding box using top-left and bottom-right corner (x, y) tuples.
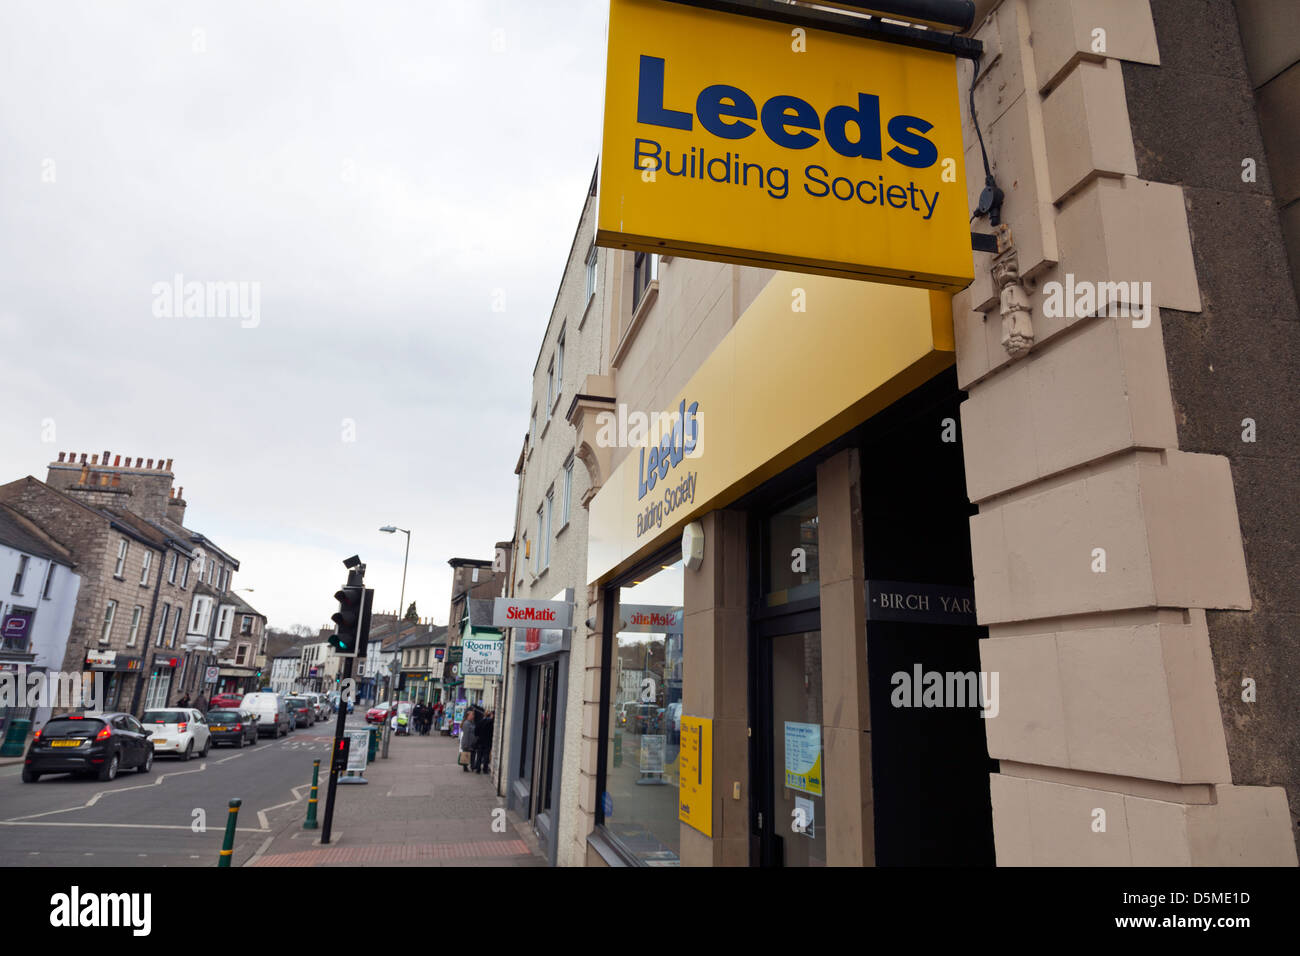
(0, 0), (608, 630)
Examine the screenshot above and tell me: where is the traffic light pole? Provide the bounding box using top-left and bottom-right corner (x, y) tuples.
(321, 562), (367, 845)
(320, 653), (353, 845)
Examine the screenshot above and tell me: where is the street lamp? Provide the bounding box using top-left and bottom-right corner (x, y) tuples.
(378, 525), (410, 758)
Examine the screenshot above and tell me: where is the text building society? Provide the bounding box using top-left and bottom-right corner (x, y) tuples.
(632, 55), (945, 220)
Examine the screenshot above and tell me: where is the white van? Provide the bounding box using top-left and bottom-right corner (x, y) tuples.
(242, 692), (290, 738)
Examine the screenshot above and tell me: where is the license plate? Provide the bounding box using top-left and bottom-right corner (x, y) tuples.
(153, 737), (167, 743)
(210, 726), (227, 731)
(50, 739), (82, 747)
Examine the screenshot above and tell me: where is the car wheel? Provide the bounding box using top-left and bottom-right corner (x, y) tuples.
(182, 740), (194, 762)
(99, 753), (120, 782)
(137, 750), (153, 774)
(236, 734), (244, 749)
(200, 736), (211, 757)
(21, 768), (39, 783)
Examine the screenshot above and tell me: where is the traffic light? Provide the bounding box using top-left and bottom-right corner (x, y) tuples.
(331, 585), (363, 654)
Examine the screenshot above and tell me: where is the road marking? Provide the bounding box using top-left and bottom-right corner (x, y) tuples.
(256, 783), (310, 831)
(4, 765), (209, 822)
(216, 752), (244, 764)
(0, 820), (270, 832)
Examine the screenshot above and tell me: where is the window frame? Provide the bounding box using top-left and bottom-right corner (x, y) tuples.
(42, 561), (55, 600)
(140, 550), (153, 586)
(585, 245), (597, 301)
(562, 454), (574, 527)
(127, 605), (143, 647)
(167, 552), (177, 585)
(101, 600), (117, 643)
(156, 604), (169, 647)
(12, 554), (29, 594)
(113, 538), (129, 578)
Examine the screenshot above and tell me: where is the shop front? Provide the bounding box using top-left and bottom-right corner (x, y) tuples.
(142, 655), (182, 711)
(502, 590), (573, 868)
(582, 272), (994, 866)
(84, 650), (144, 712)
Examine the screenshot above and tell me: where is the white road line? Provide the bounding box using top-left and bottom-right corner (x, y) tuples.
(255, 783), (310, 831)
(216, 752), (244, 764)
(0, 820), (270, 832)
(4, 765), (209, 822)
(243, 834), (274, 867)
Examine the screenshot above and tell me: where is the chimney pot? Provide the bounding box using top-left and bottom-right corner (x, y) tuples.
(57, 452), (65, 462)
(147, 459), (154, 469)
(113, 455), (121, 466)
(80, 454), (87, 464)
(91, 454), (99, 465)
(135, 458), (142, 468)
(165, 458), (173, 471)
(102, 450), (109, 464)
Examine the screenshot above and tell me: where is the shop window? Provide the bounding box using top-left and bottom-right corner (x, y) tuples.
(599, 556), (685, 865)
(762, 494), (819, 607)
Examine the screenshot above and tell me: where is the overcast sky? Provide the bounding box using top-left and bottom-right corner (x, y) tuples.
(0, 0), (608, 630)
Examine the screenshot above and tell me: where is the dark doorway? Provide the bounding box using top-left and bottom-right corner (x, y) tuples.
(861, 367), (995, 865)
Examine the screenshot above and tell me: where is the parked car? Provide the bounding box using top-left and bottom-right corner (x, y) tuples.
(209, 693), (244, 710)
(365, 701), (395, 725)
(242, 692), (292, 738)
(23, 713), (154, 782)
(141, 707), (212, 760)
(284, 697), (314, 728)
(306, 693), (331, 721)
(205, 708), (259, 748)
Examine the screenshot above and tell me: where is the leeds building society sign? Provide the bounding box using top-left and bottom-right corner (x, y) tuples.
(598, 0), (973, 290)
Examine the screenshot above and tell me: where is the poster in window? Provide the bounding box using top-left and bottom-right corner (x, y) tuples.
(784, 721), (823, 796)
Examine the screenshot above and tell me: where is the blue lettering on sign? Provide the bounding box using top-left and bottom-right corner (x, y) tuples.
(635, 55), (938, 169)
(637, 399), (698, 501)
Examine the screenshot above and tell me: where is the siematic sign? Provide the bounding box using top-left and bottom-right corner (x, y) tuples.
(492, 598), (574, 630)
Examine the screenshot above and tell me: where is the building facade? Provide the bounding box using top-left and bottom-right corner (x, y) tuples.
(0, 505), (81, 732)
(520, 0), (1298, 867)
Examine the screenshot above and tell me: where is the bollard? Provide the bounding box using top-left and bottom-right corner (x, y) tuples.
(218, 798), (242, 867)
(367, 726), (378, 763)
(303, 759), (320, 829)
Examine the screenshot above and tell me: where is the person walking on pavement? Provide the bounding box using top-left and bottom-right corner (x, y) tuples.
(176, 694), (191, 708)
(474, 709), (494, 774)
(459, 708), (477, 772)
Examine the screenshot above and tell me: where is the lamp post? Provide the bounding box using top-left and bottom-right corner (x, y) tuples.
(378, 525), (409, 759)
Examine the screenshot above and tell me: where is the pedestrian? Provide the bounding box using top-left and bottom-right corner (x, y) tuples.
(474, 709), (494, 774)
(194, 693), (208, 713)
(176, 694), (191, 708)
(459, 708), (477, 773)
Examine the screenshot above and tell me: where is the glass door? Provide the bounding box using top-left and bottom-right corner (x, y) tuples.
(529, 661), (557, 827)
(769, 630), (826, 867)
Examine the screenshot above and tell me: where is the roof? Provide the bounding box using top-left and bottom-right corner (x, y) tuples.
(397, 625), (447, 649)
(0, 504), (75, 566)
(448, 557), (494, 568)
(225, 591), (266, 618)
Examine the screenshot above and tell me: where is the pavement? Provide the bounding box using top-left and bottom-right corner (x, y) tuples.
(245, 724), (546, 867)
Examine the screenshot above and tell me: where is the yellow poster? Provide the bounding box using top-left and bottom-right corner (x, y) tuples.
(678, 715), (712, 836)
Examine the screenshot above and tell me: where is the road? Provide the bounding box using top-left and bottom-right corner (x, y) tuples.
(0, 717), (365, 867)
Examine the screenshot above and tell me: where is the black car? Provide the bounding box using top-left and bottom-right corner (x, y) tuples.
(23, 712), (153, 782)
(205, 709), (259, 748)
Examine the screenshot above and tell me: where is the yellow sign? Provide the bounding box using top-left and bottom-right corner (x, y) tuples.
(598, 0), (972, 290)
(679, 715), (712, 836)
(587, 272), (953, 584)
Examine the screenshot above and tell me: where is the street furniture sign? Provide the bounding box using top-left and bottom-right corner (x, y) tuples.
(679, 715), (712, 836)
